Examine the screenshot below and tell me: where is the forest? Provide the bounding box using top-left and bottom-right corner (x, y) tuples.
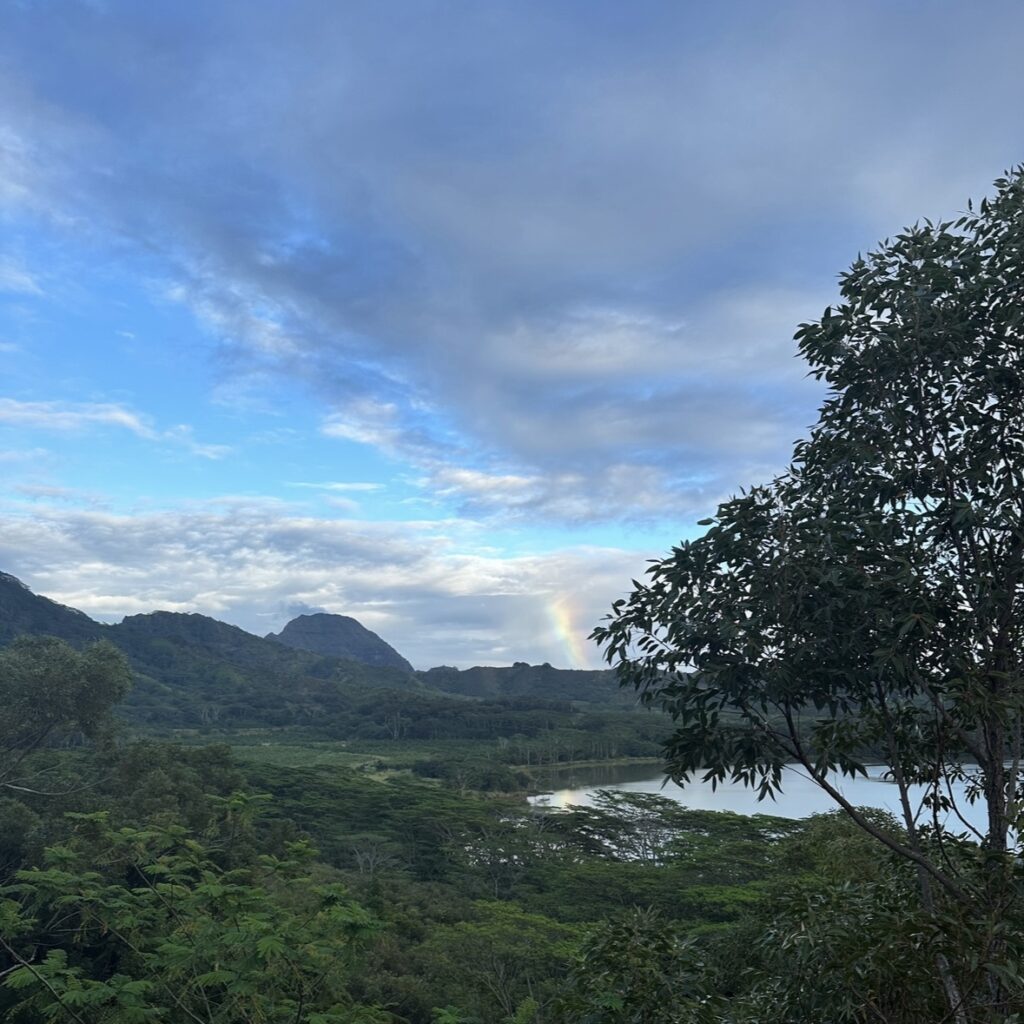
(0, 635), (940, 1024)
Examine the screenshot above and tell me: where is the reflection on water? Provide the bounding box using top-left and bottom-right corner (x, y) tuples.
(532, 761), (665, 793)
(529, 761), (988, 834)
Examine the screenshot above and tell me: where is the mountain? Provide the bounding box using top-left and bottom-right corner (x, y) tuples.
(114, 610), (339, 675)
(418, 661), (626, 704)
(0, 573), (419, 729)
(0, 571), (629, 734)
(105, 609), (418, 728)
(267, 613), (414, 672)
(109, 609), (414, 690)
(0, 571), (103, 646)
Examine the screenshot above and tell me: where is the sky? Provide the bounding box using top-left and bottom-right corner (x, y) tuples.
(1, 1), (1023, 669)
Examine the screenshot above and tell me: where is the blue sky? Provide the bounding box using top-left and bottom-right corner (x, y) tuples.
(1, 0), (1023, 667)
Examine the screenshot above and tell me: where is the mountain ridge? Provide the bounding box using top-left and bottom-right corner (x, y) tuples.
(0, 571), (623, 712)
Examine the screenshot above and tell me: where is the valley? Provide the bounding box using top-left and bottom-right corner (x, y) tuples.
(0, 569), (908, 1022)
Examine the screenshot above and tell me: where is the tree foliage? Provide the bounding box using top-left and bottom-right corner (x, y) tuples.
(594, 169), (1024, 1020)
(0, 796), (386, 1024)
(557, 908), (713, 1024)
(0, 637), (131, 795)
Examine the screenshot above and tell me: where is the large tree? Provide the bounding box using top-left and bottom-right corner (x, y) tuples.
(594, 169), (1024, 1021)
(0, 636), (131, 795)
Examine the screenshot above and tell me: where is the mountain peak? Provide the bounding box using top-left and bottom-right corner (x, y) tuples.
(267, 612), (413, 672)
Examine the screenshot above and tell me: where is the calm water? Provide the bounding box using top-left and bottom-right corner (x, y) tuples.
(528, 761), (989, 834)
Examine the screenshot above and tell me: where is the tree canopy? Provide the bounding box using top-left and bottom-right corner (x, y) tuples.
(0, 637), (131, 796)
(594, 168), (1024, 1020)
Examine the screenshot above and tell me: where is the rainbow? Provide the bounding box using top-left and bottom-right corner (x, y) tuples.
(547, 595), (590, 668)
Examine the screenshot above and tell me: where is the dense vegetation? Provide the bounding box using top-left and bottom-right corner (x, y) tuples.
(1, 635), (935, 1023)
(0, 574), (630, 749)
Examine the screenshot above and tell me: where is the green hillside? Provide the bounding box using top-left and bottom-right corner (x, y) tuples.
(0, 571), (103, 646)
(418, 661), (626, 704)
(268, 611), (414, 671)
(0, 573), (650, 754)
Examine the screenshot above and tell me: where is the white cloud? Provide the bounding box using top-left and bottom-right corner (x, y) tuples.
(324, 496), (360, 514)
(288, 481), (383, 493)
(0, 398), (153, 434)
(0, 399), (230, 459)
(430, 467), (539, 503)
(1, 2), (1021, 530)
(0, 258), (41, 295)
(164, 278), (300, 358)
(0, 447), (49, 462)
(320, 400), (405, 451)
(161, 425), (232, 460)
(13, 483), (104, 506)
(0, 123), (34, 209)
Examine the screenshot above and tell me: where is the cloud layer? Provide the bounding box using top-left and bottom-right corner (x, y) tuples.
(6, 2), (1021, 524)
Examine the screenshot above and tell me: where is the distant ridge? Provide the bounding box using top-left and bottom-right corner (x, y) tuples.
(0, 571), (422, 728)
(419, 661), (625, 704)
(0, 571), (103, 646)
(267, 612), (414, 672)
(0, 571), (622, 714)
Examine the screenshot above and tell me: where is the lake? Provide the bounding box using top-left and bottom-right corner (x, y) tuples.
(528, 760), (989, 834)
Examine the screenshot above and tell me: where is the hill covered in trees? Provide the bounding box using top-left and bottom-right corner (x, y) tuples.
(421, 662), (624, 703)
(0, 572), (644, 760)
(0, 571), (103, 646)
(0, 572), (624, 709)
(0, 628), (983, 1023)
(268, 612), (415, 671)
